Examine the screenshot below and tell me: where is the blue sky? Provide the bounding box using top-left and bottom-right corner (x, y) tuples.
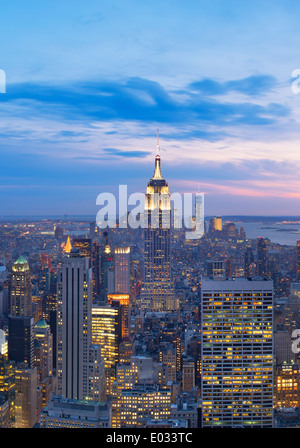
(1, 0), (300, 216)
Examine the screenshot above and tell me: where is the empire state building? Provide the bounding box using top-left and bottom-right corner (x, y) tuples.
(140, 135), (175, 312)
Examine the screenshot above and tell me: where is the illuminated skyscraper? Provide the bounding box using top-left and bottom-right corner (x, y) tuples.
(114, 247), (130, 295)
(34, 318), (53, 382)
(14, 364), (38, 428)
(91, 303), (121, 395)
(8, 256), (34, 368)
(140, 136), (175, 312)
(72, 237), (101, 298)
(209, 216), (222, 233)
(0, 355), (15, 424)
(201, 278), (273, 428)
(100, 232), (114, 300)
(10, 256), (32, 317)
(107, 294), (130, 339)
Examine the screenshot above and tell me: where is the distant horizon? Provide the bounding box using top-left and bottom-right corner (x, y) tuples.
(1, 214), (300, 220)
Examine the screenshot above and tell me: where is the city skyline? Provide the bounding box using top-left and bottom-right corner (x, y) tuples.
(1, 1), (300, 216)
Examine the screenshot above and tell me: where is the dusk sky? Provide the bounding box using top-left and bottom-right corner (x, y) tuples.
(1, 0), (300, 216)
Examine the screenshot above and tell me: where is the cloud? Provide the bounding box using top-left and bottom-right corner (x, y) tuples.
(0, 75), (288, 135)
(75, 147), (151, 159)
(189, 75), (278, 97)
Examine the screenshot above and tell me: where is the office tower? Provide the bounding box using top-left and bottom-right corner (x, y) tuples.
(100, 232), (114, 300)
(56, 248), (104, 401)
(92, 241), (101, 297)
(72, 238), (101, 298)
(119, 336), (133, 364)
(40, 395), (111, 428)
(244, 246), (255, 278)
(34, 318), (53, 382)
(114, 384), (171, 428)
(91, 304), (121, 395)
(201, 278), (273, 428)
(72, 238), (93, 262)
(0, 355), (15, 424)
(88, 345), (107, 402)
(107, 294), (129, 339)
(42, 292), (57, 371)
(114, 247), (130, 294)
(14, 364), (38, 428)
(206, 260), (225, 279)
(10, 256), (32, 317)
(257, 237), (268, 276)
(268, 251), (280, 277)
(8, 315), (34, 368)
(140, 138), (175, 312)
(8, 256), (34, 369)
(209, 216), (222, 233)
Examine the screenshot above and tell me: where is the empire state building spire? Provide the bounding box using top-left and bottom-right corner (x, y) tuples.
(153, 128), (163, 180)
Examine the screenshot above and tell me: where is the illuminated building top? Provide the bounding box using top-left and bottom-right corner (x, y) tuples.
(64, 236), (72, 253)
(12, 256), (30, 272)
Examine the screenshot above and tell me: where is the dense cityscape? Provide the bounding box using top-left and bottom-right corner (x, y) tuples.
(0, 149), (300, 430)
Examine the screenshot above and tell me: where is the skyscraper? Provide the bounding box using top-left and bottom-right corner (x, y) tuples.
(244, 246), (255, 278)
(140, 137), (175, 312)
(257, 237), (268, 277)
(8, 256), (34, 368)
(201, 278), (273, 428)
(56, 247), (105, 401)
(114, 247), (130, 295)
(10, 256), (32, 318)
(91, 303), (121, 395)
(100, 232), (114, 301)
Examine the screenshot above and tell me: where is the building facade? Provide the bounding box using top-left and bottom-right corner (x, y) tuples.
(201, 278), (273, 428)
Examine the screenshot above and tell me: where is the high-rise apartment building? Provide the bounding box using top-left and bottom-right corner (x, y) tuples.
(201, 278), (273, 428)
